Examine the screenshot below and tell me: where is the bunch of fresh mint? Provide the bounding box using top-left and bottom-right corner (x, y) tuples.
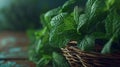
(29, 0), (120, 66)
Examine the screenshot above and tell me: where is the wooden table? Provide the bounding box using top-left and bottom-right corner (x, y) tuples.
(0, 31), (36, 67)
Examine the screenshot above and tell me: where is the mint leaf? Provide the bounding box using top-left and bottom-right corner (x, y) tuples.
(73, 6), (83, 24)
(52, 52), (69, 67)
(102, 9), (120, 54)
(37, 55), (52, 67)
(78, 35), (95, 52)
(105, 9), (120, 38)
(101, 35), (115, 54)
(64, 13), (76, 30)
(61, 0), (76, 12)
(49, 13), (79, 47)
(77, 14), (87, 34)
(44, 7), (61, 23)
(50, 13), (67, 27)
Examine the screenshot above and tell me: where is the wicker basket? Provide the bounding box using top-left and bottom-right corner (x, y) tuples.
(61, 41), (120, 67)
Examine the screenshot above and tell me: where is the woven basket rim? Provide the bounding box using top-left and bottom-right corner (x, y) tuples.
(64, 40), (120, 58)
(61, 41), (120, 67)
(62, 46), (120, 59)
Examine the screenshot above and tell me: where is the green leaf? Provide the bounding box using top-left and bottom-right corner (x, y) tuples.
(105, 9), (120, 38)
(102, 9), (120, 54)
(35, 40), (42, 53)
(52, 52), (69, 67)
(77, 14), (87, 34)
(49, 14), (78, 47)
(85, 0), (108, 31)
(105, 12), (113, 37)
(86, 0), (108, 18)
(63, 13), (76, 30)
(105, 0), (115, 9)
(77, 0), (109, 35)
(41, 7), (61, 30)
(44, 7), (61, 23)
(34, 27), (47, 39)
(85, 0), (96, 16)
(50, 13), (67, 27)
(74, 6), (79, 24)
(61, 0), (76, 12)
(101, 35), (115, 54)
(49, 13), (69, 47)
(37, 55), (52, 67)
(49, 24), (70, 48)
(78, 35), (95, 52)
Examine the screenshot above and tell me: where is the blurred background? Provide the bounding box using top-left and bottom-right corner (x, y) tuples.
(0, 0), (69, 31)
(0, 0), (86, 67)
(0, 0), (68, 67)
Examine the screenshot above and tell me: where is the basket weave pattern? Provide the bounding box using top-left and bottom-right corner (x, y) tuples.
(61, 45), (120, 67)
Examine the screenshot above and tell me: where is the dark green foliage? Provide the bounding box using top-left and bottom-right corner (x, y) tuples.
(29, 0), (79, 66)
(78, 35), (95, 52)
(76, 0), (120, 54)
(101, 9), (120, 54)
(52, 52), (70, 67)
(78, 0), (108, 34)
(61, 0), (77, 12)
(30, 0), (120, 66)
